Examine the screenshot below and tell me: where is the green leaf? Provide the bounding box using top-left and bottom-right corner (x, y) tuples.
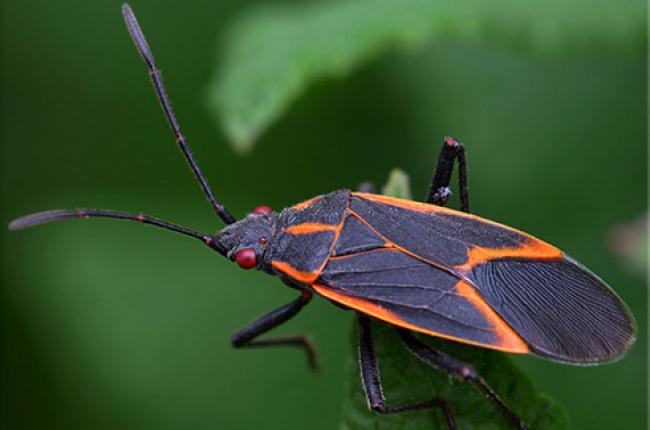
(340, 323), (569, 430)
(339, 170), (569, 429)
(381, 169), (413, 200)
(208, 0), (644, 151)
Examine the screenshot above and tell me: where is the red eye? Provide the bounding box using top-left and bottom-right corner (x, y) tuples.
(252, 205), (272, 215)
(235, 248), (257, 269)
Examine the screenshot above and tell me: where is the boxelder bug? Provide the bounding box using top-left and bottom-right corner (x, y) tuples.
(9, 5), (636, 430)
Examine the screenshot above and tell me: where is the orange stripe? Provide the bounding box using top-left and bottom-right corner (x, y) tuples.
(353, 192), (563, 267)
(348, 210), (458, 273)
(347, 210), (388, 240)
(312, 284), (529, 354)
(352, 192), (449, 214)
(352, 192), (546, 242)
(272, 260), (319, 284)
(284, 223), (338, 235)
(273, 213), (348, 284)
(454, 240), (562, 272)
(454, 281), (528, 352)
(291, 196), (320, 210)
(326, 212), (349, 259)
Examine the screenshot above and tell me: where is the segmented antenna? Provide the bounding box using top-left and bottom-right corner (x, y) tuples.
(121, 4), (236, 225)
(9, 209), (227, 255)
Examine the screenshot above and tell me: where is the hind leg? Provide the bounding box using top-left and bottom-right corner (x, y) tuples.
(426, 137), (469, 213)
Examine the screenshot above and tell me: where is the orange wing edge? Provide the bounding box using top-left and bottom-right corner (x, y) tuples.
(312, 283), (530, 354)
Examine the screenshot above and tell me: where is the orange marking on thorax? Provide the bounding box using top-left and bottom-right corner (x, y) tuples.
(272, 260), (319, 284)
(454, 281), (529, 352)
(284, 223), (338, 235)
(312, 284), (529, 354)
(274, 212), (348, 285)
(455, 240), (562, 272)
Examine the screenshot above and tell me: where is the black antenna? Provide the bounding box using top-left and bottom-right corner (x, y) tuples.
(9, 209), (227, 255)
(122, 3), (236, 225)
(8, 5), (232, 255)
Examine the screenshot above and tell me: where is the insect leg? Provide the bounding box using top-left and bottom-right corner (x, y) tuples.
(426, 137), (469, 212)
(396, 329), (529, 430)
(231, 290), (319, 370)
(357, 316), (457, 429)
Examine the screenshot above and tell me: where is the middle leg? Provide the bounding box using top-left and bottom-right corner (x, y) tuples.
(357, 315), (457, 429)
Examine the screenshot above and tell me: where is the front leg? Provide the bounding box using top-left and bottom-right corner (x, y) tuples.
(231, 289), (320, 370)
(426, 137), (469, 213)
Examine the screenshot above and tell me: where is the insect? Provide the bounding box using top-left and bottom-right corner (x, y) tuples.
(9, 5), (635, 430)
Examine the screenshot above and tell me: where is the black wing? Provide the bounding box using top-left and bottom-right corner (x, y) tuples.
(313, 193), (636, 363)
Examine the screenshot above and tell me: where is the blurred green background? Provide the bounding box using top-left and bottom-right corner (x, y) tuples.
(1, 1), (646, 429)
